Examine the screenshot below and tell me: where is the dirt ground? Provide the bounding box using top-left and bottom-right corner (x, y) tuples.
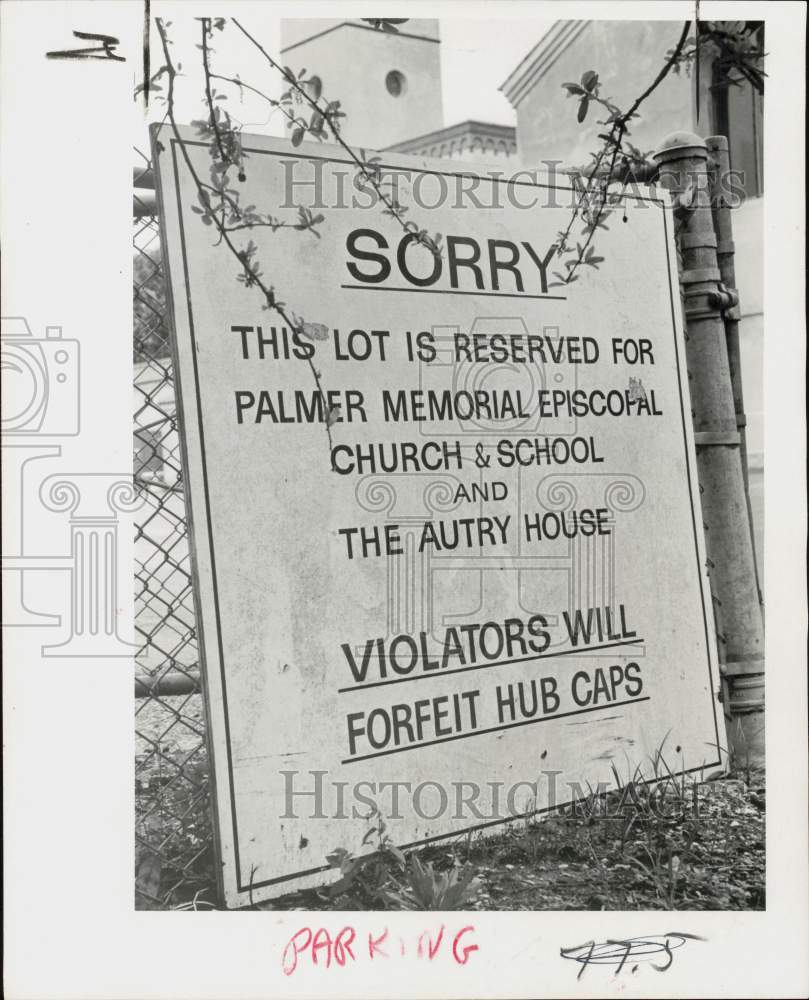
(262, 768), (765, 912)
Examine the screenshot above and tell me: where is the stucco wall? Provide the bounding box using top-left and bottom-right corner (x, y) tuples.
(505, 20), (763, 571)
(511, 21), (694, 170)
(280, 21), (443, 149)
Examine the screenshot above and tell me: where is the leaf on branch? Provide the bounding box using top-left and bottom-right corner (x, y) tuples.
(300, 321), (329, 342)
(294, 205), (325, 237)
(326, 847), (352, 869)
(291, 126), (305, 147)
(577, 96), (590, 123)
(326, 405), (342, 427)
(387, 844), (407, 867)
(580, 70), (600, 92)
(563, 82), (586, 96)
(310, 110), (325, 136)
(362, 18), (409, 33)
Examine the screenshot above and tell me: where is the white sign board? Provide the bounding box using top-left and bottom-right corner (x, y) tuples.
(153, 126), (723, 908)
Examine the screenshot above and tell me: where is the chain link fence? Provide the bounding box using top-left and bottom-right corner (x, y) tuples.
(133, 148), (215, 910)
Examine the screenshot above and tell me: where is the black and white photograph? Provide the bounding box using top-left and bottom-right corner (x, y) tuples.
(3, 2), (807, 998)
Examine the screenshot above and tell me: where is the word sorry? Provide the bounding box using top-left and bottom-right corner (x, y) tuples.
(346, 229), (557, 294)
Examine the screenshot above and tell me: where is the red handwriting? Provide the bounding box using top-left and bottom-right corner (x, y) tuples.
(282, 924), (478, 976)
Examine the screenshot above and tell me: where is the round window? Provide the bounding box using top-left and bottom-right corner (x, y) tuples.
(385, 70), (407, 97)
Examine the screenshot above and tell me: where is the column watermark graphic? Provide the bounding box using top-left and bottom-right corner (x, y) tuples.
(1, 315), (141, 655)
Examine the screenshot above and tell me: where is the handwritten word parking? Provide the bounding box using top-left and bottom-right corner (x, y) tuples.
(282, 924), (479, 975)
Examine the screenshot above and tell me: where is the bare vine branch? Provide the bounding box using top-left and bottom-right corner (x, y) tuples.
(230, 17), (444, 260)
(155, 17), (338, 466)
(553, 20), (691, 285)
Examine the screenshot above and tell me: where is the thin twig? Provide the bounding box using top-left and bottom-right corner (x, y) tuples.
(155, 18), (337, 466)
(562, 20), (691, 282)
(209, 72), (300, 128)
(201, 20), (228, 166)
(626, 20), (691, 120)
(231, 16), (441, 258)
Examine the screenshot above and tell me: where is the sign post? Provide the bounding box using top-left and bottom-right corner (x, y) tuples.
(153, 126), (724, 908)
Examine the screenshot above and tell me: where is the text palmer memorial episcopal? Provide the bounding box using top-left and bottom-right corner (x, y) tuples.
(153, 127), (723, 908)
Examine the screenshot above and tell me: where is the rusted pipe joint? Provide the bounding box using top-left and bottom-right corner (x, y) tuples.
(654, 131), (709, 164)
(653, 132), (709, 199)
(708, 282), (740, 314)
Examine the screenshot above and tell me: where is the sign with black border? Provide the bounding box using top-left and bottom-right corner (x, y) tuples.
(153, 125), (723, 909)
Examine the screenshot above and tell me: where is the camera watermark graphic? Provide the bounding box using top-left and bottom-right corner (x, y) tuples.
(1, 315), (141, 655)
(1, 317), (80, 436)
(421, 319), (581, 443)
(347, 313), (647, 657)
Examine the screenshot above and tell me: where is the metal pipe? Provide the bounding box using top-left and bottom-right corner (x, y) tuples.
(705, 134), (763, 609)
(654, 131), (765, 764)
(134, 188), (157, 219)
(135, 670), (200, 698)
(134, 165), (155, 189)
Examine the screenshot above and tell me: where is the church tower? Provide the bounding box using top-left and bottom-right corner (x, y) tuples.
(279, 19), (444, 149)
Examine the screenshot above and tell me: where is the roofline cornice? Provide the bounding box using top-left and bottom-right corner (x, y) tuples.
(383, 119), (516, 152)
(500, 20), (590, 109)
(281, 20), (440, 55)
